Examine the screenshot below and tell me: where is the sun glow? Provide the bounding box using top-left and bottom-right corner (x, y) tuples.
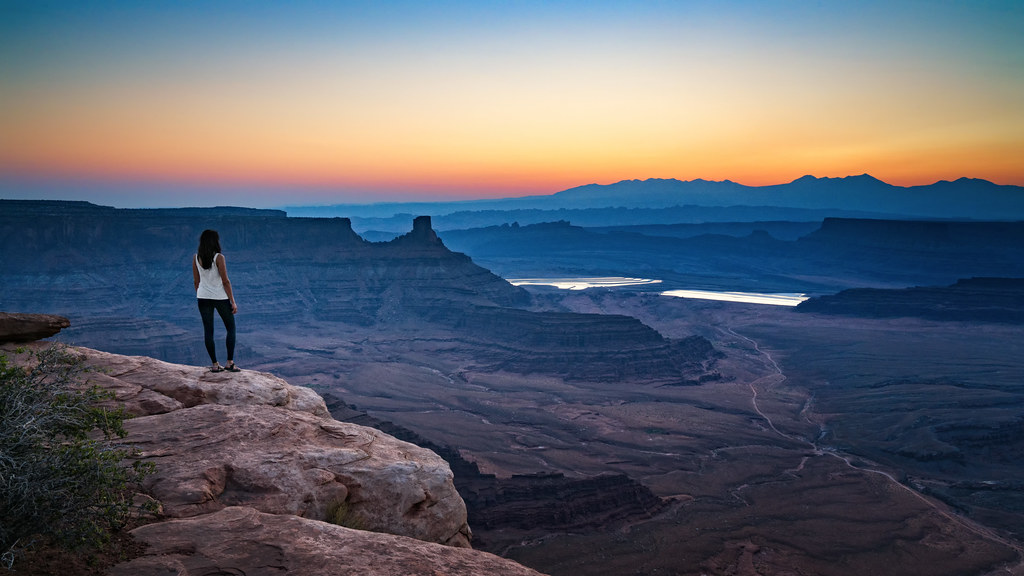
(2, 2), (1023, 205)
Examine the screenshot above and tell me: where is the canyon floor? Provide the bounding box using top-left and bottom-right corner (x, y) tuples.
(244, 290), (1024, 576)
(8, 204), (1024, 575)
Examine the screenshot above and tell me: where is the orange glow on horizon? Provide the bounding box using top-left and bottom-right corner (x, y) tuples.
(4, 153), (1022, 199)
(4, 78), (1022, 196)
(3, 2), (1023, 202)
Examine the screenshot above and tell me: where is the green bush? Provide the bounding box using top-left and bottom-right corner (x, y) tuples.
(0, 345), (153, 569)
(325, 499), (367, 531)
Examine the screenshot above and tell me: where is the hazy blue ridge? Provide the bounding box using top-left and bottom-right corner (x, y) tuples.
(283, 175), (1024, 223)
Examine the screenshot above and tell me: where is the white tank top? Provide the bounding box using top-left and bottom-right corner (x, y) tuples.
(196, 253), (229, 300)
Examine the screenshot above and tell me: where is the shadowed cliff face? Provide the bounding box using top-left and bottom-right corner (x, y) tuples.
(0, 201), (714, 385)
(325, 395), (666, 541)
(797, 277), (1024, 323)
(5, 204), (1024, 576)
(0, 201), (526, 322)
(1, 338), (550, 575)
(440, 217), (1024, 294)
(0, 202), (510, 340)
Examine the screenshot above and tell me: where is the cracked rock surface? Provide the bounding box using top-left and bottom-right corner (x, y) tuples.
(124, 401), (470, 546)
(109, 506), (544, 576)
(70, 344), (472, 546)
(2, 343), (535, 575)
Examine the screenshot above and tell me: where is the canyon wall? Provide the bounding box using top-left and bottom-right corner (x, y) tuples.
(0, 317), (546, 575)
(1, 200), (716, 384)
(798, 277), (1024, 323)
(325, 395), (667, 548)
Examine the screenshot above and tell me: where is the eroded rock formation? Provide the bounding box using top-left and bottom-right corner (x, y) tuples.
(109, 506), (545, 576)
(127, 402), (470, 545)
(797, 277), (1024, 323)
(327, 397), (667, 542)
(0, 201), (527, 341)
(0, 312), (70, 343)
(1, 201), (717, 384)
(78, 347), (328, 417)
(0, 341), (548, 575)
(61, 344), (473, 547)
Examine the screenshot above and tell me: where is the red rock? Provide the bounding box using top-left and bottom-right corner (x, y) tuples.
(76, 347), (330, 417)
(54, 345), (472, 546)
(124, 403), (471, 546)
(1, 342), (480, 555)
(0, 312), (69, 343)
(110, 506), (545, 576)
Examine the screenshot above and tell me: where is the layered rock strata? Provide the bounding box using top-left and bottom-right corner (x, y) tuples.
(109, 506), (544, 576)
(0, 201), (527, 340)
(1, 201), (717, 384)
(127, 402), (470, 545)
(795, 218), (1024, 284)
(0, 312), (70, 343)
(327, 396), (667, 540)
(0, 342), (500, 559)
(416, 305), (718, 382)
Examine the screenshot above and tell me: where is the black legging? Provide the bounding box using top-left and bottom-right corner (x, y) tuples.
(198, 298), (235, 364)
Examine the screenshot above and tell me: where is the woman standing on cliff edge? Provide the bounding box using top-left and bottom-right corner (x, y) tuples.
(193, 229), (239, 372)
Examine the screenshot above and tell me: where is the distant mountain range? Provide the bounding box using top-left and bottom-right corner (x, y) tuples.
(285, 175), (1024, 227)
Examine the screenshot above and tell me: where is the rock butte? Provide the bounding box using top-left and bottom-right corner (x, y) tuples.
(0, 202), (719, 387)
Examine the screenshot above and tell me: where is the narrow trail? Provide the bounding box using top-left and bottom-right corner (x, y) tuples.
(724, 326), (808, 445)
(723, 325), (1024, 572)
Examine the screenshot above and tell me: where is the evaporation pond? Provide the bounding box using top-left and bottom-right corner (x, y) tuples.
(508, 277), (807, 306)
(507, 277), (663, 290)
(661, 289), (808, 306)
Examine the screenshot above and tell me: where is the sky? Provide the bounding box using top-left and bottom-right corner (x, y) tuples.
(1, 0), (1023, 208)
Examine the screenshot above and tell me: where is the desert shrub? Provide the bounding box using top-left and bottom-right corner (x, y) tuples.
(0, 345), (153, 569)
(325, 499), (367, 531)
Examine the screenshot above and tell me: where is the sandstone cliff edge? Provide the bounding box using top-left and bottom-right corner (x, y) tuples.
(1, 314), (546, 576)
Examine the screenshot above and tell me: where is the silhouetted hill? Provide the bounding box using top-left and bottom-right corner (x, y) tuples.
(553, 175), (1024, 218)
(792, 218), (1024, 284)
(286, 175), (1024, 223)
(345, 206), (873, 237)
(549, 177), (750, 209)
(587, 221), (823, 241)
(798, 217), (1024, 249)
(797, 277), (1024, 323)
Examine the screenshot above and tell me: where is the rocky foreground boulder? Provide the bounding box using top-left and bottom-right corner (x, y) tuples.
(0, 340), (546, 575)
(0, 312), (70, 343)
(110, 506), (544, 576)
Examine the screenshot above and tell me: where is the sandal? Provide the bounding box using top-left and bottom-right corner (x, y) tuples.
(225, 362), (241, 373)
(210, 364), (224, 373)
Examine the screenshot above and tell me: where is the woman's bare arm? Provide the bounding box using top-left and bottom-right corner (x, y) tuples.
(216, 254), (237, 313)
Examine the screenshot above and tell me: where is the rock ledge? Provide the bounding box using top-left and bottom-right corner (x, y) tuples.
(110, 506), (544, 576)
(0, 342), (545, 575)
(0, 312), (70, 343)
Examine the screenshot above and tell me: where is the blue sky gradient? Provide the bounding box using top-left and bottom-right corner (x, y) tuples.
(2, 0), (1022, 207)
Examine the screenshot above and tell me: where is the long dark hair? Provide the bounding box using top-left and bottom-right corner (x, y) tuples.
(197, 229), (222, 270)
